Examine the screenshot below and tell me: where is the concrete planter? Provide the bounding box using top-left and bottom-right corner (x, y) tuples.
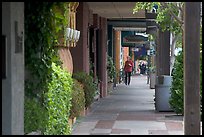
(155, 75), (173, 112)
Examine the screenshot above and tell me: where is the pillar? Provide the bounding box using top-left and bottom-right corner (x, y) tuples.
(2, 2), (24, 135)
(184, 2), (201, 135)
(114, 30), (121, 84)
(156, 29), (170, 76)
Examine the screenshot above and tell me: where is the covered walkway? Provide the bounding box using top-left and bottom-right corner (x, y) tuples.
(71, 75), (202, 135)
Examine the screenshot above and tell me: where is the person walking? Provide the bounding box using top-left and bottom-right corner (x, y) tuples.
(124, 56), (134, 85)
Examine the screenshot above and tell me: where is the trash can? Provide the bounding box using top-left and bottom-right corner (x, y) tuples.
(155, 75), (173, 112)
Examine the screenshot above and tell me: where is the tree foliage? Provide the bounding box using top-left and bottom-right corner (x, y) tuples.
(133, 2), (184, 35)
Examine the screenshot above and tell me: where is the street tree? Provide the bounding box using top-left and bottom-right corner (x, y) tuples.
(133, 2), (184, 74)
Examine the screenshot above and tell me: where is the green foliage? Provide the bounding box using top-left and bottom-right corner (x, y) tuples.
(107, 55), (116, 82)
(133, 2), (183, 35)
(25, 2), (70, 98)
(169, 50), (202, 116)
(133, 2), (160, 13)
(73, 72), (98, 108)
(70, 79), (85, 119)
(25, 2), (64, 100)
(24, 97), (48, 134)
(44, 62), (73, 135)
(149, 66), (156, 73)
(89, 60), (94, 78)
(169, 51), (184, 114)
(24, 2), (73, 135)
(51, 2), (70, 46)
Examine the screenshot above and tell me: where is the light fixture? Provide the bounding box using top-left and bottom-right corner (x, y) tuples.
(66, 28), (70, 40)
(75, 30), (80, 42)
(66, 28), (80, 43)
(72, 30), (78, 42)
(69, 29), (74, 41)
(66, 28), (74, 41)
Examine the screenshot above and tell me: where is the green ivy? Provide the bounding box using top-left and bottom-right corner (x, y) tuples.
(44, 62), (73, 135)
(24, 97), (48, 134)
(73, 72), (98, 108)
(25, 2), (63, 100)
(24, 2), (73, 135)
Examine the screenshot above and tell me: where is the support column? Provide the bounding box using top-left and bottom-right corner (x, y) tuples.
(71, 2), (90, 73)
(99, 17), (107, 97)
(2, 2), (24, 135)
(108, 25), (113, 57)
(184, 2), (201, 135)
(156, 29), (170, 76)
(114, 30), (121, 83)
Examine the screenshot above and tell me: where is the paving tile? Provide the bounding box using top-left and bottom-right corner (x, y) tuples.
(83, 114), (118, 121)
(165, 121), (183, 130)
(95, 120), (115, 129)
(113, 121), (167, 130)
(116, 113), (158, 121)
(130, 129), (149, 135)
(71, 76), (202, 135)
(148, 130), (169, 135)
(71, 121), (98, 135)
(90, 128), (112, 135)
(111, 128), (131, 134)
(168, 131), (184, 135)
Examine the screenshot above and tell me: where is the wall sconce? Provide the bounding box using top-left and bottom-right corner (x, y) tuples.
(66, 28), (70, 40)
(66, 28), (80, 43)
(71, 30), (80, 42)
(75, 30), (80, 42)
(66, 28), (74, 41)
(72, 30), (77, 42)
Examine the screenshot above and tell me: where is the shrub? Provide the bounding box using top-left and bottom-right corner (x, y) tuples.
(70, 79), (85, 119)
(43, 62), (73, 135)
(24, 97), (48, 134)
(169, 51), (184, 114)
(107, 55), (116, 82)
(73, 72), (97, 108)
(169, 50), (202, 117)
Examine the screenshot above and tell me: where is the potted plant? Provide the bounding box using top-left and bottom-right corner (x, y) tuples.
(107, 55), (116, 94)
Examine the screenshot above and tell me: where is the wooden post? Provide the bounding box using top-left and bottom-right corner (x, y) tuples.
(114, 30), (121, 84)
(156, 29), (170, 76)
(184, 2), (201, 135)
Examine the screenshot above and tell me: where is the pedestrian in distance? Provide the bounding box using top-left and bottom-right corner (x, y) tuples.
(123, 56), (134, 85)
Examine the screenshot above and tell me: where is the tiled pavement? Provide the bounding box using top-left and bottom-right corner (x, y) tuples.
(71, 75), (202, 135)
